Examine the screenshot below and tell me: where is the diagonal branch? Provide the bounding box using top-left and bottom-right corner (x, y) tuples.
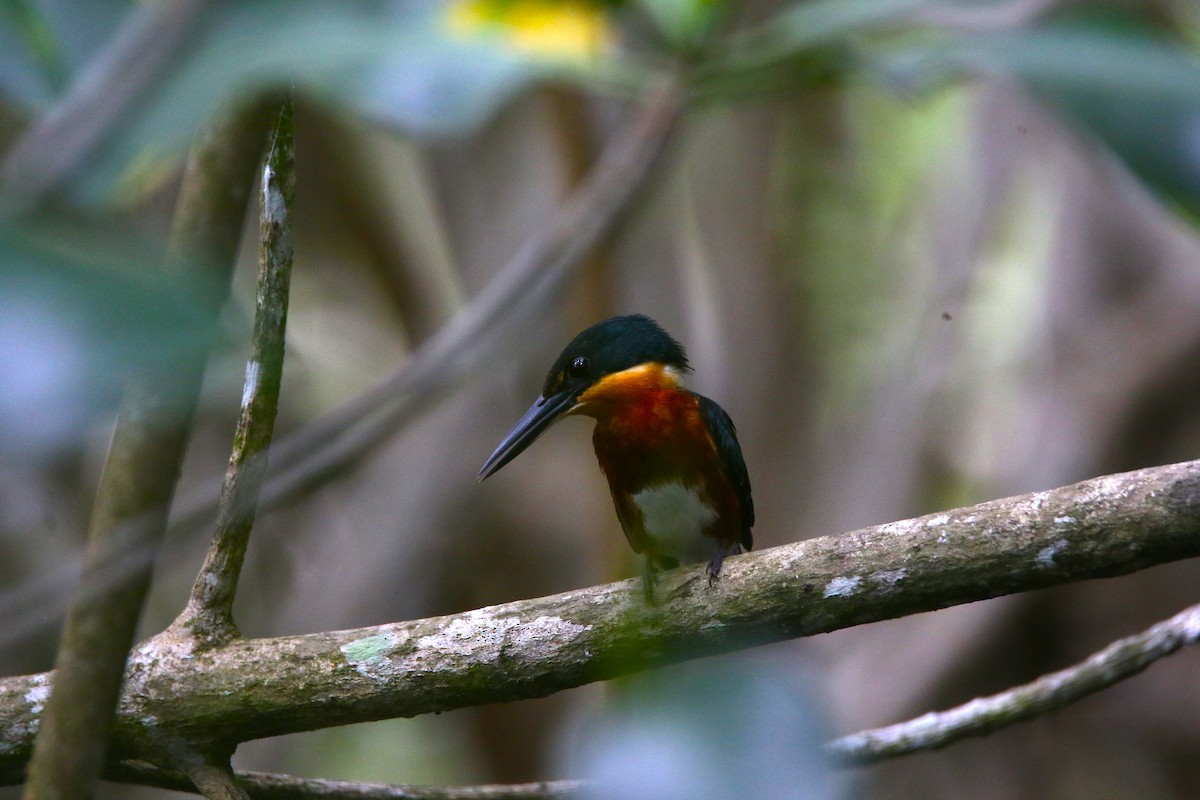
(177, 96), (297, 647)
(825, 601), (1200, 765)
(167, 71), (685, 534)
(1, 459), (1197, 784)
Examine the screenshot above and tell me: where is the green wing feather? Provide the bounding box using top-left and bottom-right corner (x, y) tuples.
(697, 395), (754, 551)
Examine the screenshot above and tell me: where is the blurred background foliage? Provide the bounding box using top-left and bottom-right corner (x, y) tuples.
(2, 0), (1200, 798)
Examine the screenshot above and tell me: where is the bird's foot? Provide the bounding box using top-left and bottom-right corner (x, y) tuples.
(642, 562), (659, 606)
(706, 551), (728, 588)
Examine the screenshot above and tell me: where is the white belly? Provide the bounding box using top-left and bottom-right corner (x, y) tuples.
(631, 482), (717, 564)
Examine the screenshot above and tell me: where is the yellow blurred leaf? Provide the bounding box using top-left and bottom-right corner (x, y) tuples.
(447, 0), (612, 60)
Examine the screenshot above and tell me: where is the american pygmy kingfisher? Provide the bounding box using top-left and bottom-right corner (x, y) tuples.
(478, 314), (753, 603)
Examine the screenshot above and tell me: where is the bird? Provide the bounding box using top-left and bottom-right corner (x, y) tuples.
(478, 314), (753, 603)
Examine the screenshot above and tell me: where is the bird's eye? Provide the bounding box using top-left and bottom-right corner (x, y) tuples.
(568, 356), (589, 378)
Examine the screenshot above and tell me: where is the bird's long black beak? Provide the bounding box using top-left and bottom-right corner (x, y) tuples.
(478, 388), (581, 480)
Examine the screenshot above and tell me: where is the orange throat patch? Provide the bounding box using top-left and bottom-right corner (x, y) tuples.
(570, 362), (686, 420)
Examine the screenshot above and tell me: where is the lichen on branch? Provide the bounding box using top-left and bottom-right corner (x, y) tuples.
(1, 459), (1197, 785)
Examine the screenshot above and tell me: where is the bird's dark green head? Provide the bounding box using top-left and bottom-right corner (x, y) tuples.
(539, 314), (690, 400)
(478, 314), (689, 480)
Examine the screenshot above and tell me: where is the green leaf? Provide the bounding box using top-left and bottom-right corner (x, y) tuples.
(730, 0), (935, 66)
(0, 0), (131, 108)
(634, 0), (726, 50)
(882, 27), (1200, 210)
(72, 1), (549, 205)
(0, 222), (217, 458)
(698, 0), (939, 98)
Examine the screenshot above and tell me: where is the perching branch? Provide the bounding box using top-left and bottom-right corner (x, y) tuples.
(826, 600), (1200, 765)
(178, 96), (296, 647)
(1, 459), (1197, 786)
(18, 101), (271, 800)
(167, 71), (685, 534)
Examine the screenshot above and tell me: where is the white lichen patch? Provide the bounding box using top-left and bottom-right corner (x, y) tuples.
(418, 612), (522, 660)
(1179, 607), (1200, 640)
(5, 674), (54, 745)
(138, 637), (194, 661)
(345, 612), (593, 682)
(824, 576), (861, 598)
(262, 164), (285, 221)
(24, 673), (50, 715)
(415, 611), (592, 666)
(505, 615), (592, 653)
(123, 637), (193, 697)
(874, 521), (910, 537)
(241, 359), (261, 409)
(871, 569), (907, 588)
(1036, 539), (1070, 568)
(1053, 515), (1075, 525)
(924, 514), (950, 527)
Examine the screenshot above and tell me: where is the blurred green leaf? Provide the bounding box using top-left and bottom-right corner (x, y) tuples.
(73, 1), (583, 205)
(0, 0), (131, 108)
(724, 0), (934, 70)
(0, 222), (218, 458)
(697, 0), (938, 98)
(634, 0), (725, 51)
(882, 26), (1200, 211)
(746, 0), (931, 50)
(0, 0), (59, 107)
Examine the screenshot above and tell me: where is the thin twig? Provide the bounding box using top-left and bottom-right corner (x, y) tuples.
(1, 459), (1196, 780)
(113, 761), (582, 800)
(167, 71), (685, 534)
(0, 0), (209, 216)
(178, 96), (296, 646)
(19, 101), (271, 800)
(825, 602), (1200, 765)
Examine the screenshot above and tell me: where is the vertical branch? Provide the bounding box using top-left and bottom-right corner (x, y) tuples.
(178, 97), (295, 646)
(20, 101), (271, 800)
